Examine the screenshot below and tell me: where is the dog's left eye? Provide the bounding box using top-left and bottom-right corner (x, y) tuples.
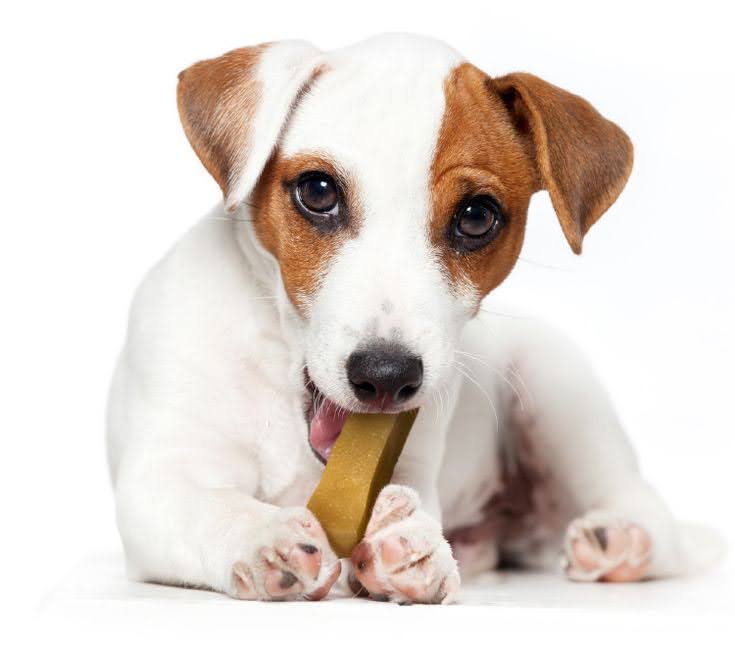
(292, 172), (342, 231)
(451, 195), (505, 252)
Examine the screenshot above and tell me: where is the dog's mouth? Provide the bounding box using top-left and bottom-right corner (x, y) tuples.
(304, 368), (421, 464)
(304, 372), (349, 464)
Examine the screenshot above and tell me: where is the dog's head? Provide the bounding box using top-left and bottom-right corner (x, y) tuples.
(177, 35), (632, 460)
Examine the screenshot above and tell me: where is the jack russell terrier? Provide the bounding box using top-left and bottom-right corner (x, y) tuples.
(107, 34), (689, 604)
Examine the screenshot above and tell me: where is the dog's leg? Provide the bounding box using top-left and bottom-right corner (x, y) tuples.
(508, 325), (684, 582)
(114, 465), (341, 600)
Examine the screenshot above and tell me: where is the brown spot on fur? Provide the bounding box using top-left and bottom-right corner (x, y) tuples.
(431, 64), (536, 300)
(177, 45), (267, 196)
(431, 63), (634, 299)
(251, 152), (362, 313)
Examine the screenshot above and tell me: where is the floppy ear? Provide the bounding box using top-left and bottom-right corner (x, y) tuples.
(177, 41), (323, 212)
(490, 73), (633, 253)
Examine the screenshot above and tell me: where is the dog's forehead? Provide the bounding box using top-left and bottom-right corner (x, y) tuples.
(280, 35), (464, 181)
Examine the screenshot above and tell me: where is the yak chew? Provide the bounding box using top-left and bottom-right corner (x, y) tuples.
(307, 410), (418, 558)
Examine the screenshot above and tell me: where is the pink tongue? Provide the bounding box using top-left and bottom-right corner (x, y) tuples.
(309, 401), (349, 461)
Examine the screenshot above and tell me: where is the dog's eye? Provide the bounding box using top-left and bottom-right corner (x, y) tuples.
(292, 172), (342, 231)
(297, 173), (338, 212)
(451, 195), (505, 252)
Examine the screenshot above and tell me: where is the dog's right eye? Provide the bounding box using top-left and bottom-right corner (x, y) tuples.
(292, 172), (343, 232)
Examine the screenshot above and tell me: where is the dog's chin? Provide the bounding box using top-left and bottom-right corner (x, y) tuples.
(303, 369), (419, 465)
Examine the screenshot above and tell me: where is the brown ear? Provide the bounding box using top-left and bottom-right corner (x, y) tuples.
(490, 73), (633, 253)
(177, 41), (322, 211)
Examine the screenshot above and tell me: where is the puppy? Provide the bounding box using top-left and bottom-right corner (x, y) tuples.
(108, 34), (685, 604)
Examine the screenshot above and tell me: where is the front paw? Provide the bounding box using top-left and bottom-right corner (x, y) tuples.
(349, 485), (460, 604)
(231, 507), (341, 601)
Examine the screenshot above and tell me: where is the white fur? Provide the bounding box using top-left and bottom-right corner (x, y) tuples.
(108, 34), (690, 602)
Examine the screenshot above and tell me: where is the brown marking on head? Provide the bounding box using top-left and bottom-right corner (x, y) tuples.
(430, 63), (536, 300)
(177, 45), (267, 196)
(431, 63), (633, 300)
(251, 152), (362, 313)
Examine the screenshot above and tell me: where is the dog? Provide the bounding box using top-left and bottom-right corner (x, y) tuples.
(107, 34), (688, 604)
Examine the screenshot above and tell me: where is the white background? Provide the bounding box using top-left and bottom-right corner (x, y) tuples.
(1, 0), (733, 642)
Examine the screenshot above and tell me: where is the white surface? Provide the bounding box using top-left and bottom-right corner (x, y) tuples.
(36, 552), (734, 643)
(2, 0), (734, 643)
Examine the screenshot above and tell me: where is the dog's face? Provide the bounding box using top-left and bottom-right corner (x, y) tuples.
(177, 35), (632, 460)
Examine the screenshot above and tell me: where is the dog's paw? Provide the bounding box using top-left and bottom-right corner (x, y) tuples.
(349, 485), (460, 604)
(231, 507), (341, 601)
(564, 512), (652, 582)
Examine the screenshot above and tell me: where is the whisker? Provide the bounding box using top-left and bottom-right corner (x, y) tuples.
(441, 381), (452, 422)
(451, 360), (499, 434)
(474, 326), (529, 391)
(206, 216), (255, 223)
(430, 389), (440, 425)
(436, 382), (445, 422)
(517, 256), (573, 272)
(453, 349), (529, 410)
(477, 307), (532, 320)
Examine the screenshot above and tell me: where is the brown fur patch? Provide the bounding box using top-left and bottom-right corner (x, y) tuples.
(251, 152), (361, 313)
(430, 63), (536, 301)
(431, 63), (634, 300)
(177, 45), (267, 196)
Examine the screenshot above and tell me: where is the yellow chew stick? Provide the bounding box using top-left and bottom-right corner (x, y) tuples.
(307, 410), (418, 558)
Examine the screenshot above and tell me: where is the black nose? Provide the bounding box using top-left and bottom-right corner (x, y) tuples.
(346, 342), (423, 405)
